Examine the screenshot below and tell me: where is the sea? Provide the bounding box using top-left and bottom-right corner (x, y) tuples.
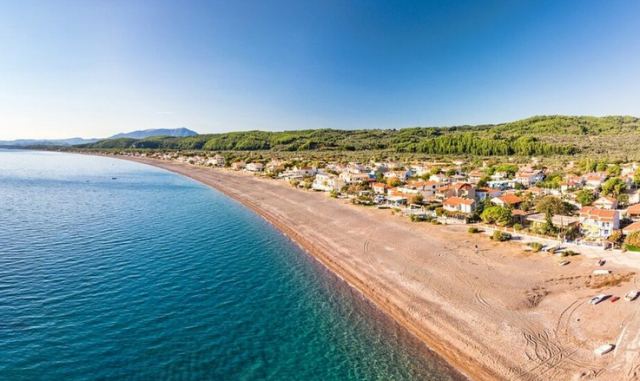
(0, 149), (463, 381)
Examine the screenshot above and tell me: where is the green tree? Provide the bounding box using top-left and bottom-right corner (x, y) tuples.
(480, 206), (512, 226)
(601, 177), (626, 196)
(634, 168), (640, 186)
(576, 189), (596, 206)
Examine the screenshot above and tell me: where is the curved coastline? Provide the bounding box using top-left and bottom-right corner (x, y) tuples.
(114, 156), (500, 381)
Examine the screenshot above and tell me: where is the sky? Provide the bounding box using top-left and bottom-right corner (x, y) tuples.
(1, 0), (639, 140)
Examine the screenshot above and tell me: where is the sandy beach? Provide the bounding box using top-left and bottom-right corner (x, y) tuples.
(123, 156), (640, 381)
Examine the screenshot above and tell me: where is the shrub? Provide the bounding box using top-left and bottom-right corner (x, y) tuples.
(513, 223), (523, 231)
(468, 227), (480, 234)
(491, 231), (512, 242)
(528, 242), (543, 252)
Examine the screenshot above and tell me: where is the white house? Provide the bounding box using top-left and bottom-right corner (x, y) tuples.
(593, 196), (618, 210)
(339, 172), (371, 184)
(206, 154), (225, 167)
(312, 172), (344, 192)
(583, 172), (608, 189)
(245, 162), (264, 172)
(514, 169), (545, 187)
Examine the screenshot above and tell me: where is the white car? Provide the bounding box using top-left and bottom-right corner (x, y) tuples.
(590, 294), (609, 305)
(594, 344), (615, 356)
(625, 290), (639, 302)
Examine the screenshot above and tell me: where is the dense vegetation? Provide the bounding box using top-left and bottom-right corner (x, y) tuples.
(77, 115), (640, 157)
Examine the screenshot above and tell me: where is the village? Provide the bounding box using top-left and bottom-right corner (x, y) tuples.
(116, 150), (640, 257)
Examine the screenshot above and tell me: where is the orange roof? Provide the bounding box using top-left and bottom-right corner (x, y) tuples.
(372, 182), (386, 188)
(497, 194), (522, 205)
(443, 197), (475, 206)
(580, 206), (617, 221)
(628, 204), (640, 216)
(623, 221), (640, 233)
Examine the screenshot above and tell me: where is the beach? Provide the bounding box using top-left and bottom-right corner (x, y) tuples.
(125, 156), (640, 381)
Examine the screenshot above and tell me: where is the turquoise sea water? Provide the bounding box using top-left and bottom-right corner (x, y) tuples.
(0, 150), (463, 381)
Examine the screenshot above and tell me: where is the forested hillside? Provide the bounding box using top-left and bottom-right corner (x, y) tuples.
(78, 115), (640, 157)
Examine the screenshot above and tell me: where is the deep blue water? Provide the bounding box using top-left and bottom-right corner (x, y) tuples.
(0, 150), (462, 381)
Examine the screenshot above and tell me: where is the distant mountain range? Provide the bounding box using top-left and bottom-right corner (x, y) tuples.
(0, 128), (198, 147)
(110, 128), (197, 139)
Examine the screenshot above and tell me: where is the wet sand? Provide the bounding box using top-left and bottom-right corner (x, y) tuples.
(122, 156), (640, 381)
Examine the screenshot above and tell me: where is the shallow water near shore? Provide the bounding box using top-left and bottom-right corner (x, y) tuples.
(0, 149), (463, 381)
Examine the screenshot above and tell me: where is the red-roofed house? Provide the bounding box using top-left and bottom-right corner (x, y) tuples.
(623, 221), (640, 235)
(491, 194), (523, 208)
(443, 197), (476, 215)
(579, 206), (620, 240)
(627, 204), (640, 221)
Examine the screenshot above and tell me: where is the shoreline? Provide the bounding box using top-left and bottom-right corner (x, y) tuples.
(105, 154), (639, 381)
(121, 156), (490, 380)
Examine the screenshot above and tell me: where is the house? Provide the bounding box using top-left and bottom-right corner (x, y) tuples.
(525, 213), (580, 230)
(467, 170), (485, 184)
(245, 162), (264, 172)
(579, 207), (620, 240)
(623, 221), (640, 236)
(231, 161), (246, 171)
(406, 180), (438, 198)
(583, 172), (607, 189)
(593, 196), (618, 210)
(487, 179), (514, 190)
(386, 190), (408, 206)
(626, 204), (640, 221)
(491, 194), (523, 208)
(515, 169), (545, 187)
(429, 173), (450, 184)
(371, 182), (387, 195)
(384, 170), (411, 182)
(560, 176), (583, 193)
(279, 167), (318, 180)
(443, 197), (476, 215)
(475, 187), (502, 201)
(339, 172), (371, 185)
(312, 172), (344, 192)
(206, 154), (225, 167)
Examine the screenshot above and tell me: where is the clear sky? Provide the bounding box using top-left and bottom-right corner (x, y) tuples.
(1, 0), (639, 140)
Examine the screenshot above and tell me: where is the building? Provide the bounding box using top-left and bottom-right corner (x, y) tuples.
(371, 182), (387, 195)
(579, 207), (620, 240)
(245, 162), (264, 172)
(491, 194), (523, 208)
(312, 172), (344, 192)
(623, 221), (640, 236)
(475, 187), (502, 201)
(583, 172), (607, 189)
(515, 169), (545, 187)
(443, 197), (476, 215)
(525, 213), (580, 229)
(593, 196), (618, 210)
(626, 204), (640, 221)
(206, 154), (225, 167)
(231, 161), (246, 171)
(339, 172), (371, 185)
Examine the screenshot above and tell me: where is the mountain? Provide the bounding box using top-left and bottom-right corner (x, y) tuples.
(0, 137), (99, 147)
(109, 128), (197, 139)
(77, 115), (640, 158)
(0, 127), (198, 147)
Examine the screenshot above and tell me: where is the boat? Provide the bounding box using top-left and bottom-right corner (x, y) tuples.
(559, 260), (570, 266)
(625, 290), (639, 301)
(598, 259), (606, 266)
(592, 269), (612, 276)
(594, 344), (615, 356)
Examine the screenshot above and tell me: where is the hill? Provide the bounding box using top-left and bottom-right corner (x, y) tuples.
(0, 137), (99, 147)
(78, 116), (640, 158)
(109, 127), (198, 139)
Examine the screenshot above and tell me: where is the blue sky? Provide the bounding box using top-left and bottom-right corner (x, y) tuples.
(1, 0), (639, 139)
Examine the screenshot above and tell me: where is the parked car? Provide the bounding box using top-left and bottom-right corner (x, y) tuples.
(594, 344), (615, 356)
(625, 290), (639, 301)
(611, 296), (620, 303)
(590, 294), (609, 305)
